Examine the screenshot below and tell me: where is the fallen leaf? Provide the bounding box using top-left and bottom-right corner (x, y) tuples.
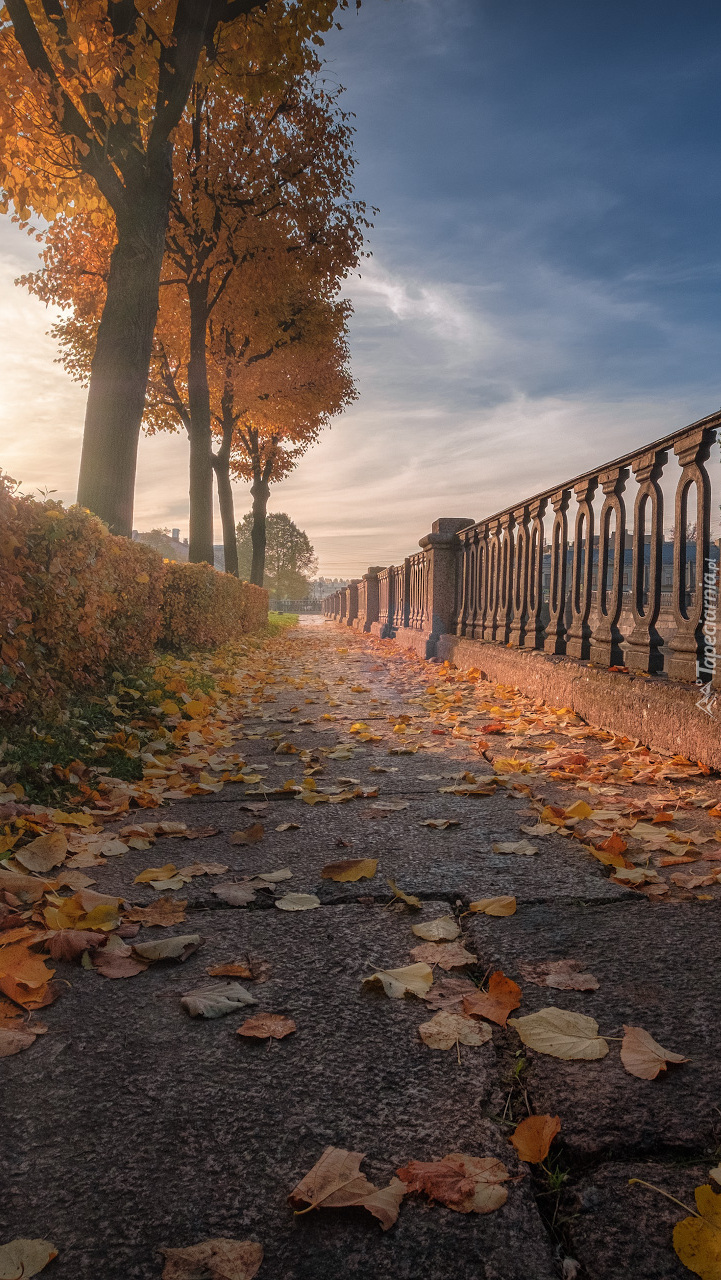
(410, 941), (478, 970)
(508, 1007), (609, 1060)
(14, 832), (68, 873)
(564, 800), (593, 819)
(274, 893), (320, 911)
(231, 824), (264, 845)
(673, 1184), (721, 1280)
(421, 818), (461, 829)
(509, 1114), (561, 1163)
(211, 883), (256, 907)
(0, 1239), (58, 1278)
(176, 863), (228, 878)
(181, 982), (258, 1018)
(371, 800), (410, 812)
(237, 1012), (296, 1039)
(133, 934), (202, 963)
(251, 868), (293, 884)
(134, 863), (179, 884)
(520, 823), (556, 837)
(421, 975), (477, 1010)
(710, 1166), (721, 1187)
(387, 879), (421, 908)
(519, 958), (600, 991)
(124, 898), (188, 927)
(462, 970), (522, 1026)
(418, 1010), (493, 1050)
(0, 1025), (40, 1057)
(469, 896), (516, 916)
(44, 929), (107, 961)
(160, 1238), (263, 1280)
(492, 840), (538, 856)
(620, 1025), (688, 1079)
(92, 935), (149, 979)
(411, 916), (460, 942)
(363, 963), (434, 999)
(288, 1146), (405, 1230)
(275, 823), (300, 832)
(397, 1152), (509, 1214)
(321, 858), (378, 882)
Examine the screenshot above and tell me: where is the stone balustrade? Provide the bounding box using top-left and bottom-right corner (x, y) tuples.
(324, 411), (721, 728)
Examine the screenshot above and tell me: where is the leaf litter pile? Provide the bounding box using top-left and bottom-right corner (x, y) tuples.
(1, 624), (719, 1278)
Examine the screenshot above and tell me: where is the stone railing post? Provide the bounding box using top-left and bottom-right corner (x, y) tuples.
(345, 580), (359, 627)
(395, 517), (473, 658)
(357, 566), (383, 633)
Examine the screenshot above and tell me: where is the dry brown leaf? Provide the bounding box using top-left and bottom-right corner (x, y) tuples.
(468, 896), (516, 916)
(44, 929), (107, 961)
(421, 975), (478, 1010)
(492, 840), (538, 856)
(181, 982), (257, 1019)
(288, 1146), (405, 1230)
(411, 915), (460, 942)
(14, 832), (68, 873)
(363, 963), (434, 999)
(237, 1012), (296, 1039)
(387, 879), (422, 908)
(421, 818), (461, 829)
(275, 822), (300, 831)
(620, 1024), (688, 1079)
(509, 1114), (561, 1163)
(410, 940), (478, 970)
(397, 1152), (509, 1213)
(508, 1007), (609, 1060)
(92, 936), (149, 979)
(176, 862), (228, 878)
(123, 899), (188, 927)
(0, 1024), (40, 1057)
(211, 882), (256, 907)
(230, 824), (264, 845)
(0, 1238), (58, 1277)
(321, 858), (378, 882)
(418, 1010), (493, 1050)
(160, 1238), (263, 1280)
(133, 934), (202, 963)
(462, 970), (522, 1026)
(518, 958), (600, 991)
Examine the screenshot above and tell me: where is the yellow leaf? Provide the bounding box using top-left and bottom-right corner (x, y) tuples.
(321, 858), (378, 882)
(673, 1185), (721, 1280)
(387, 879), (421, 908)
(134, 864), (178, 884)
(564, 800), (593, 820)
(468, 896), (516, 916)
(508, 1007), (609, 1060)
(0, 1238), (58, 1277)
(363, 963), (434, 999)
(418, 1010), (492, 1050)
(411, 916), (460, 942)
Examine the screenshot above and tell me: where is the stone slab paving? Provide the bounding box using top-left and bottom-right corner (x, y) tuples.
(3, 619), (721, 1279)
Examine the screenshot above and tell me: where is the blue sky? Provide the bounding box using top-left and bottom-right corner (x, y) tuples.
(1, 0), (720, 575)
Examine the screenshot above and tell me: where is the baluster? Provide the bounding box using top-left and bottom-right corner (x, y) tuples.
(474, 524), (489, 640)
(566, 477), (598, 659)
(509, 505), (530, 646)
(590, 466), (628, 666)
(526, 497), (547, 649)
(497, 512), (515, 643)
(625, 448), (667, 673)
(459, 528), (475, 637)
(667, 428), (713, 682)
(486, 519), (502, 639)
(546, 488), (571, 653)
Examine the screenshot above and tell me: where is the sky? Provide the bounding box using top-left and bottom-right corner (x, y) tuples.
(1, 0), (721, 577)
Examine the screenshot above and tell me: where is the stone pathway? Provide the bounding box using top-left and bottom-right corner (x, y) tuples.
(3, 618), (721, 1279)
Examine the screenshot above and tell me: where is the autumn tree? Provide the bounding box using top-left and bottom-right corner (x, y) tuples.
(21, 65), (367, 563)
(0, 0), (353, 535)
(236, 510), (316, 596)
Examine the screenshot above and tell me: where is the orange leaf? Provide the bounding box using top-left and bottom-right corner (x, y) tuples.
(462, 970), (522, 1026)
(509, 1114), (561, 1163)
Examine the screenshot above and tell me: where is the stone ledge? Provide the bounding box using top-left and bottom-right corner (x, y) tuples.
(394, 626), (437, 660)
(435, 633), (721, 770)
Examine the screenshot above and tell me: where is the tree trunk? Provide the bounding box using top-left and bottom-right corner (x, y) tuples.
(212, 438), (239, 578)
(186, 282), (215, 565)
(250, 474), (270, 587)
(76, 172), (171, 535)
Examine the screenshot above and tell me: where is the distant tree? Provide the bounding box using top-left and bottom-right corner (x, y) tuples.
(236, 511), (316, 596)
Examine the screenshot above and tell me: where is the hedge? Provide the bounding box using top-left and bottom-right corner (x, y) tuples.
(0, 474), (267, 718)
